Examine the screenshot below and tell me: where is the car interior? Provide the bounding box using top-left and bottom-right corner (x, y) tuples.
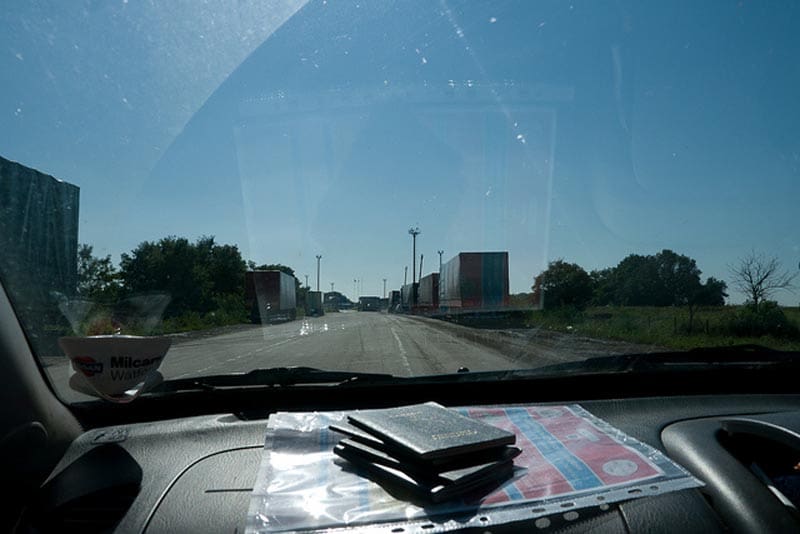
(5, 278), (800, 533)
(4, 1), (800, 533)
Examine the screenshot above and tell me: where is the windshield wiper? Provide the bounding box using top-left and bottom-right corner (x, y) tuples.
(623, 343), (796, 369)
(481, 344), (800, 380)
(152, 366), (402, 393)
(149, 345), (799, 394)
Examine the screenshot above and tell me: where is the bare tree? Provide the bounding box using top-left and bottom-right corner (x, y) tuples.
(729, 251), (796, 309)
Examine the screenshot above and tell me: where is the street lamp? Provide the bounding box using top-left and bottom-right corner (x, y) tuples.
(437, 250), (444, 272)
(383, 278), (387, 298)
(315, 255), (322, 292)
(408, 226), (420, 284)
(305, 274), (309, 288)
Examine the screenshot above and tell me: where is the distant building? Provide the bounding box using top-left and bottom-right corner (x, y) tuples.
(0, 156), (80, 354)
(0, 156), (80, 294)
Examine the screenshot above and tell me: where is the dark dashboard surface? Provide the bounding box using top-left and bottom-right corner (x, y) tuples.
(21, 394), (800, 533)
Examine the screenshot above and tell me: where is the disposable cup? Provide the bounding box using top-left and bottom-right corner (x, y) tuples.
(58, 335), (171, 402)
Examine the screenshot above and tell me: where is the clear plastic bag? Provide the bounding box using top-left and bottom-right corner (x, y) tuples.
(246, 404), (702, 533)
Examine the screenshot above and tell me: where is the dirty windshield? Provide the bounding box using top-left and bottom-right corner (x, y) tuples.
(1, 1), (799, 402)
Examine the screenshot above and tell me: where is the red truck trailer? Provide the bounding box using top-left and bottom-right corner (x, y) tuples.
(439, 252), (510, 311)
(417, 273), (440, 311)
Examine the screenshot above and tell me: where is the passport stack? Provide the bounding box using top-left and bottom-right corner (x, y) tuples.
(331, 402), (519, 503)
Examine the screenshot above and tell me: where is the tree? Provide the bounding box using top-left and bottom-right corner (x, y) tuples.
(586, 250), (726, 331)
(683, 276), (728, 333)
(694, 277), (728, 306)
(612, 254), (664, 306)
(205, 240), (248, 296)
(119, 236), (246, 317)
(729, 251), (796, 310)
(77, 244), (121, 301)
(654, 249), (702, 307)
(590, 268), (615, 306)
(532, 260), (593, 310)
(604, 250), (717, 309)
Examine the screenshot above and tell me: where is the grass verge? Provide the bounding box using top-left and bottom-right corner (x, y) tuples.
(523, 306), (800, 352)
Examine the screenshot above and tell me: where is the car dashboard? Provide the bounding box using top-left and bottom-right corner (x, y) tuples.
(15, 392), (800, 533)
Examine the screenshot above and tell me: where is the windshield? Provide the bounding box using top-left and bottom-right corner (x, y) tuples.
(2, 1), (799, 403)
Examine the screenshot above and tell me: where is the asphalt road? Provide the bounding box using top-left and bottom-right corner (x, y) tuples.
(45, 311), (518, 402)
(43, 310), (655, 403)
(159, 310), (519, 380)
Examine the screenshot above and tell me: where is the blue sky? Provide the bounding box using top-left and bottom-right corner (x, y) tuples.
(2, 0), (799, 303)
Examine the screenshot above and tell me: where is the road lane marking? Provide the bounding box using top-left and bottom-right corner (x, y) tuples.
(170, 336), (303, 378)
(390, 327), (413, 375)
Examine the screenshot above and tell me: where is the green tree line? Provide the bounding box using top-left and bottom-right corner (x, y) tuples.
(531, 249), (798, 339)
(533, 249), (727, 311)
(76, 236), (298, 334)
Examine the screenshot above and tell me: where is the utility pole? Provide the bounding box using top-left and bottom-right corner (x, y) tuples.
(437, 250), (444, 272)
(383, 278), (387, 298)
(315, 255), (322, 292)
(408, 226), (420, 284)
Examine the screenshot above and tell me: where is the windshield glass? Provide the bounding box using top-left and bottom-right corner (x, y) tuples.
(2, 1), (799, 402)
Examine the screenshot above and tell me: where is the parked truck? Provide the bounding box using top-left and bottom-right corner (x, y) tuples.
(417, 273), (440, 311)
(387, 290), (401, 313)
(358, 296), (382, 311)
(245, 270), (297, 324)
(439, 252), (509, 311)
(400, 283), (418, 312)
(305, 291), (325, 317)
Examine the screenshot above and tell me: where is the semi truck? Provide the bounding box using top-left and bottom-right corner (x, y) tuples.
(439, 252), (509, 311)
(400, 283), (418, 312)
(387, 290), (401, 313)
(245, 270), (297, 324)
(305, 291), (325, 317)
(417, 273), (440, 311)
(358, 296), (382, 311)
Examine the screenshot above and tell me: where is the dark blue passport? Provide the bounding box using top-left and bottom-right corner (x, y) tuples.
(335, 437), (517, 485)
(334, 442), (515, 503)
(346, 402), (515, 460)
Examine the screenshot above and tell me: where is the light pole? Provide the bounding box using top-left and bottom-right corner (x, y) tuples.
(353, 279), (357, 300)
(404, 266), (408, 286)
(438, 250), (444, 272)
(383, 278), (387, 298)
(305, 274), (309, 288)
(315, 255), (322, 292)
(419, 254), (424, 279)
(408, 226), (420, 284)
(330, 282), (334, 292)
